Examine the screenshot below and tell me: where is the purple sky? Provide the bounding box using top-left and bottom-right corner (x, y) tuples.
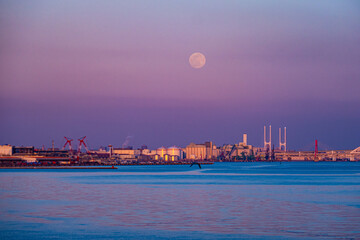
(1, 0), (359, 150)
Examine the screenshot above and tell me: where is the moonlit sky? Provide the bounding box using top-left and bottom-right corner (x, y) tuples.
(1, 0), (359, 150)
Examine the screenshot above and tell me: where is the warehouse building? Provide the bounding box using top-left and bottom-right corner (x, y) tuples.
(185, 142), (217, 160)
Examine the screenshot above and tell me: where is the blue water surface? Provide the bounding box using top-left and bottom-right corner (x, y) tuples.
(0, 162), (359, 239)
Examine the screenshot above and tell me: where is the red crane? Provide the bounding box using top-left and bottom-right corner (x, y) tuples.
(78, 136), (89, 153)
(63, 137), (73, 151)
(315, 139), (318, 160)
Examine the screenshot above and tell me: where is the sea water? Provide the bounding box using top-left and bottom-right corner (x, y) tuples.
(0, 162), (359, 239)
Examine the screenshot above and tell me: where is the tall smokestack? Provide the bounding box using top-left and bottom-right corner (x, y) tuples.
(269, 125), (272, 148)
(264, 126), (266, 149)
(284, 127), (287, 151)
(243, 134), (247, 146)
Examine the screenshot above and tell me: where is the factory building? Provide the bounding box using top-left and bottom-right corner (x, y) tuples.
(0, 145), (35, 156)
(141, 149), (157, 156)
(350, 147), (360, 161)
(139, 149), (158, 161)
(112, 147), (141, 160)
(0, 145), (13, 156)
(275, 149), (360, 161)
(217, 134), (255, 160)
(185, 142), (216, 160)
(221, 144), (252, 159)
(13, 146), (34, 155)
(35, 149), (69, 157)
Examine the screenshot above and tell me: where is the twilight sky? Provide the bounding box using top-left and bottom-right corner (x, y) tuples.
(1, 0), (359, 150)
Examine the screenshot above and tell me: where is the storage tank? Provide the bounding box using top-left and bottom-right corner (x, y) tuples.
(142, 149), (150, 155)
(156, 147), (167, 159)
(167, 146), (184, 159)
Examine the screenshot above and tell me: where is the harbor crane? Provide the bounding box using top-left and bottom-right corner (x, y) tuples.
(78, 136), (89, 153)
(63, 137), (73, 151)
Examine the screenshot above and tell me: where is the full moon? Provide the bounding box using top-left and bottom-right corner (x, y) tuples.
(189, 52), (206, 69)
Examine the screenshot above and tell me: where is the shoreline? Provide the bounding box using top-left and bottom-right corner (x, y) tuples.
(0, 162), (215, 169)
(0, 166), (118, 169)
(1, 161), (357, 169)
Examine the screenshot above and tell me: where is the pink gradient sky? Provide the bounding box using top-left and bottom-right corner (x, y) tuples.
(0, 0), (359, 149)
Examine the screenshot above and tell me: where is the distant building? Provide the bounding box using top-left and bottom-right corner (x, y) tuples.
(112, 147), (140, 159)
(139, 149), (158, 161)
(222, 144), (252, 159)
(217, 134), (254, 160)
(350, 146), (360, 161)
(185, 142), (216, 160)
(141, 149), (156, 155)
(276, 149), (358, 161)
(34, 149), (69, 157)
(0, 145), (13, 156)
(13, 146), (34, 155)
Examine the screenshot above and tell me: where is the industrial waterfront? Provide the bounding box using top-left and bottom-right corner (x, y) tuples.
(1, 126), (359, 167)
(1, 0), (359, 239)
